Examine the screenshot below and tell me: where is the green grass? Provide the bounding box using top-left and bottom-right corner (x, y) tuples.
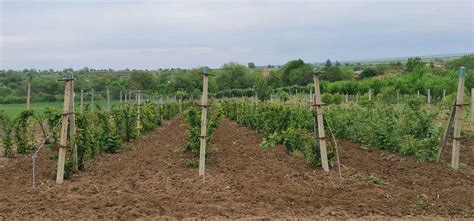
(0, 100), (122, 118)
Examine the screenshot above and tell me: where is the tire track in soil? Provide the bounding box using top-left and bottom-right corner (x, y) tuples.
(0, 117), (473, 219)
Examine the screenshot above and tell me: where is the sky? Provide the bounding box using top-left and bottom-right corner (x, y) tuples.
(0, 0), (473, 70)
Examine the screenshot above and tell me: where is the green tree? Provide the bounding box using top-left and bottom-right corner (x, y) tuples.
(360, 67), (379, 79)
(248, 62), (256, 69)
(280, 59), (312, 86)
(254, 77), (272, 101)
(445, 55), (474, 71)
(216, 62), (251, 90)
(130, 71), (155, 91)
(406, 57), (425, 72)
(325, 59), (332, 68)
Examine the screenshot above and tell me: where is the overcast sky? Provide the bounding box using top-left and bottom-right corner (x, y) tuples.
(0, 0), (473, 70)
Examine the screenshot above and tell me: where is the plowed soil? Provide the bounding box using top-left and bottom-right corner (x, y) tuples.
(0, 117), (473, 219)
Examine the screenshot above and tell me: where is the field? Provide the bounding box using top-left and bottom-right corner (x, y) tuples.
(0, 100), (121, 118)
(0, 64), (473, 219)
(0, 116), (473, 219)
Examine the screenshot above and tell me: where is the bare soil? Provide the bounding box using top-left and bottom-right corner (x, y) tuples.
(0, 117), (473, 219)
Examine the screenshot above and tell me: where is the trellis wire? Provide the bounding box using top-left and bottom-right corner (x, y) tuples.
(324, 109), (343, 179)
(32, 119), (62, 189)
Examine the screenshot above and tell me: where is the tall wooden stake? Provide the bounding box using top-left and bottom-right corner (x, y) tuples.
(427, 89), (431, 104)
(199, 67), (209, 177)
(120, 90), (123, 103)
(368, 89), (372, 101)
(80, 90), (84, 113)
(56, 77), (73, 184)
(160, 94), (163, 122)
(26, 83), (31, 110)
(313, 71), (329, 172)
(137, 90), (141, 130)
(451, 67), (465, 169)
(443, 89), (446, 101)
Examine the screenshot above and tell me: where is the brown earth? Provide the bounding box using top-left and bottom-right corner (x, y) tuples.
(0, 117), (473, 219)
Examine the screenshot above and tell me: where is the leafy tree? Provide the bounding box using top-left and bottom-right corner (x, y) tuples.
(216, 62), (251, 90)
(325, 59), (332, 68)
(248, 62), (256, 69)
(280, 59), (312, 86)
(445, 55), (474, 71)
(321, 66), (353, 82)
(360, 67), (379, 79)
(129, 71), (155, 91)
(406, 57), (425, 72)
(253, 77), (272, 101)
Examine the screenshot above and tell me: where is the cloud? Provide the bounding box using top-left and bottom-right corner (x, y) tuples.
(1, 0), (472, 69)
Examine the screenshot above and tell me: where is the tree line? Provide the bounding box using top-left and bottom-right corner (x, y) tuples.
(0, 55), (473, 104)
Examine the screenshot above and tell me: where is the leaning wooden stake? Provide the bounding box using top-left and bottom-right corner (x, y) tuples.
(312, 71), (329, 172)
(26, 83), (31, 110)
(451, 67), (465, 169)
(56, 76), (74, 184)
(199, 67), (209, 177)
(437, 99), (456, 163)
(68, 76), (78, 172)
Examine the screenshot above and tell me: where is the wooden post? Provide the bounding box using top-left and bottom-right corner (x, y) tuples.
(160, 94), (163, 122)
(417, 90), (420, 98)
(368, 89), (372, 101)
(107, 88), (110, 112)
(56, 77), (73, 184)
(26, 83), (31, 110)
(91, 89), (94, 113)
(471, 88), (473, 122)
(137, 90), (141, 130)
(356, 92), (359, 103)
(344, 94), (348, 103)
(68, 77), (78, 172)
(120, 90), (123, 103)
(129, 91), (132, 103)
(312, 71), (329, 172)
(443, 89), (446, 101)
(451, 67), (465, 169)
(179, 98), (182, 113)
(80, 90), (84, 113)
(427, 89), (431, 104)
(199, 67), (209, 177)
